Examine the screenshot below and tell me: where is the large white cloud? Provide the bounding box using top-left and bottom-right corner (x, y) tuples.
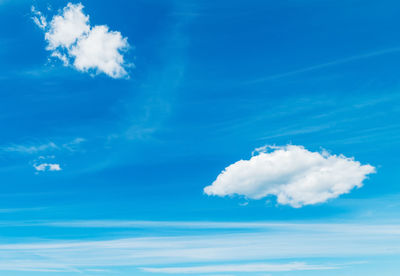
(32, 3), (130, 79)
(204, 145), (376, 207)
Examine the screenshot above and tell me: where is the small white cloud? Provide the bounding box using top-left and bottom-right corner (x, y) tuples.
(32, 3), (130, 78)
(204, 145), (376, 208)
(34, 163), (62, 172)
(33, 155), (62, 173)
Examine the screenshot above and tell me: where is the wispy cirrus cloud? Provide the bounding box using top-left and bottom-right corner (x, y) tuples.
(0, 207), (46, 214)
(10, 220), (400, 235)
(32, 3), (131, 79)
(140, 262), (338, 274)
(1, 142), (58, 154)
(1, 138), (85, 155)
(248, 47), (400, 83)
(0, 220), (398, 273)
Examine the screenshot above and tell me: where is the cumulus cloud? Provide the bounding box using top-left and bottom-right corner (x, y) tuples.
(204, 145), (376, 208)
(32, 3), (130, 78)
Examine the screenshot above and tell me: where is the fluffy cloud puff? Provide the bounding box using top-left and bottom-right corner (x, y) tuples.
(32, 3), (130, 78)
(204, 145), (376, 208)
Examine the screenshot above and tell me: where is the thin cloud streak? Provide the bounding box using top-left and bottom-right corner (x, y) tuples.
(4, 220), (400, 234)
(249, 47), (400, 83)
(141, 262), (339, 274)
(0, 207), (46, 214)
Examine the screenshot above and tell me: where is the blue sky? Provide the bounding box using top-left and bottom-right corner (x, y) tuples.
(0, 0), (400, 275)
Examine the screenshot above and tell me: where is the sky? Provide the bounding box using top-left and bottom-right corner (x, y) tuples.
(0, 0), (400, 275)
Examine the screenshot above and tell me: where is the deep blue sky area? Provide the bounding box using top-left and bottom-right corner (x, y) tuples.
(0, 0), (400, 275)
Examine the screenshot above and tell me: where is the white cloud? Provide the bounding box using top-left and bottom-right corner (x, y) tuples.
(32, 3), (130, 78)
(204, 145), (375, 207)
(33, 163), (62, 172)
